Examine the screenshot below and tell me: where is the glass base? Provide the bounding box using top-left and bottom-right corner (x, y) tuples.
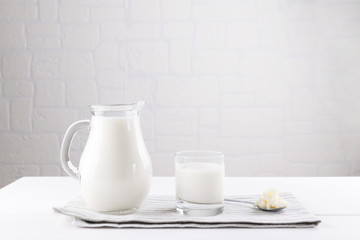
(101, 207), (138, 215)
(176, 198), (224, 217)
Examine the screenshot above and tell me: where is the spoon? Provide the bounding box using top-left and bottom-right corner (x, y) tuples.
(224, 198), (287, 212)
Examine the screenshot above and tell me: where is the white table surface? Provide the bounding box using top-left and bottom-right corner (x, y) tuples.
(0, 177), (359, 240)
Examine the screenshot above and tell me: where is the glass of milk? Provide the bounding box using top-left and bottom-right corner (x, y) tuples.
(175, 150), (225, 216)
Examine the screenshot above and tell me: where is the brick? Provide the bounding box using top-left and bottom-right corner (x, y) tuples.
(340, 83), (360, 103)
(10, 98), (32, 131)
(61, 25), (99, 49)
(0, 134), (59, 164)
(199, 109), (219, 126)
(314, 116), (340, 133)
(151, 153), (174, 176)
(285, 135), (344, 163)
(60, 52), (95, 78)
(0, 135), (24, 163)
(170, 39), (192, 73)
(97, 70), (124, 88)
(130, 0), (160, 20)
(341, 135), (360, 162)
(285, 88), (316, 121)
(3, 81), (33, 97)
(67, 80), (97, 106)
(40, 165), (62, 176)
(318, 164), (350, 176)
(95, 0), (125, 5)
(39, 0), (57, 21)
(195, 23), (225, 49)
(250, 138), (283, 153)
(221, 94), (255, 107)
(91, 6), (124, 21)
(124, 78), (153, 105)
(285, 57), (315, 86)
(0, 23), (25, 50)
(321, 39), (360, 72)
(220, 108), (283, 137)
(0, 165), (39, 188)
(225, 156), (258, 176)
(94, 42), (118, 69)
(27, 36), (60, 49)
(156, 76), (219, 106)
(219, 76), (247, 93)
(1, 0), (37, 3)
(323, 19), (360, 38)
(32, 52), (95, 79)
(285, 121), (314, 134)
(257, 10), (287, 28)
(258, 154), (285, 172)
(32, 53), (59, 78)
(128, 41), (168, 74)
(0, 100), (9, 130)
(59, 6), (89, 22)
(282, 1), (317, 21)
(139, 109), (154, 141)
(98, 89), (124, 104)
(256, 0), (280, 12)
(33, 108), (77, 132)
(163, 0), (191, 20)
(285, 163), (318, 176)
(101, 23), (124, 40)
(352, 162), (360, 176)
(118, 44), (127, 69)
(193, 50), (237, 74)
(27, 24), (59, 35)
(239, 51), (287, 77)
(155, 109), (197, 136)
(35, 81), (65, 106)
(60, 0), (97, 4)
(163, 22), (193, 38)
(322, 4), (360, 22)
(340, 116), (360, 132)
(218, 138), (250, 155)
(0, 4), (37, 21)
(156, 136), (197, 152)
(287, 23), (318, 56)
(318, 101), (340, 117)
(127, 23), (161, 39)
(254, 82), (286, 105)
(193, 0), (256, 20)
(199, 128), (218, 149)
(259, 28), (288, 49)
(2, 53), (30, 79)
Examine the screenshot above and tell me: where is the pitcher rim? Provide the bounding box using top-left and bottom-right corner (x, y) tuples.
(90, 101), (145, 112)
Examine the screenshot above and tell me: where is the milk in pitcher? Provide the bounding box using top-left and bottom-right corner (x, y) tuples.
(79, 116), (152, 212)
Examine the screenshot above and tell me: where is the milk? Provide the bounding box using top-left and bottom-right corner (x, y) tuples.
(79, 116), (152, 212)
(176, 162), (224, 204)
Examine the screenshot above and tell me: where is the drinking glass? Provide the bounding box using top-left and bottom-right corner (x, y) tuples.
(175, 150), (225, 217)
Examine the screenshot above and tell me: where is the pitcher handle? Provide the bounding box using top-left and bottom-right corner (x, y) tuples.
(60, 120), (90, 179)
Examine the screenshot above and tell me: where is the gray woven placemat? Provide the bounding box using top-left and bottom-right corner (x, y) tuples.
(54, 193), (321, 228)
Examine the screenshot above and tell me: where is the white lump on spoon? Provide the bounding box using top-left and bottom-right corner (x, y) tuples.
(255, 189), (288, 210)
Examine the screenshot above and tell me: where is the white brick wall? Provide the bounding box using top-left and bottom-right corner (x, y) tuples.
(1, 0), (360, 187)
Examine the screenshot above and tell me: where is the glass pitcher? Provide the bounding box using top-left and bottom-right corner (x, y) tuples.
(60, 101), (152, 214)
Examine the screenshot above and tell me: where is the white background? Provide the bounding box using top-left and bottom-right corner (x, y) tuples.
(0, 0), (360, 187)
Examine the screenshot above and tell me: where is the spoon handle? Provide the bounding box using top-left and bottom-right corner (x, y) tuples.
(224, 198), (255, 205)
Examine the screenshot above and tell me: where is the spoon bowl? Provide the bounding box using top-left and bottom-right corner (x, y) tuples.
(255, 206), (286, 212)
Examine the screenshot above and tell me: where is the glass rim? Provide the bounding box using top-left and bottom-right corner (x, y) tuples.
(90, 101), (145, 112)
(175, 150), (224, 159)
